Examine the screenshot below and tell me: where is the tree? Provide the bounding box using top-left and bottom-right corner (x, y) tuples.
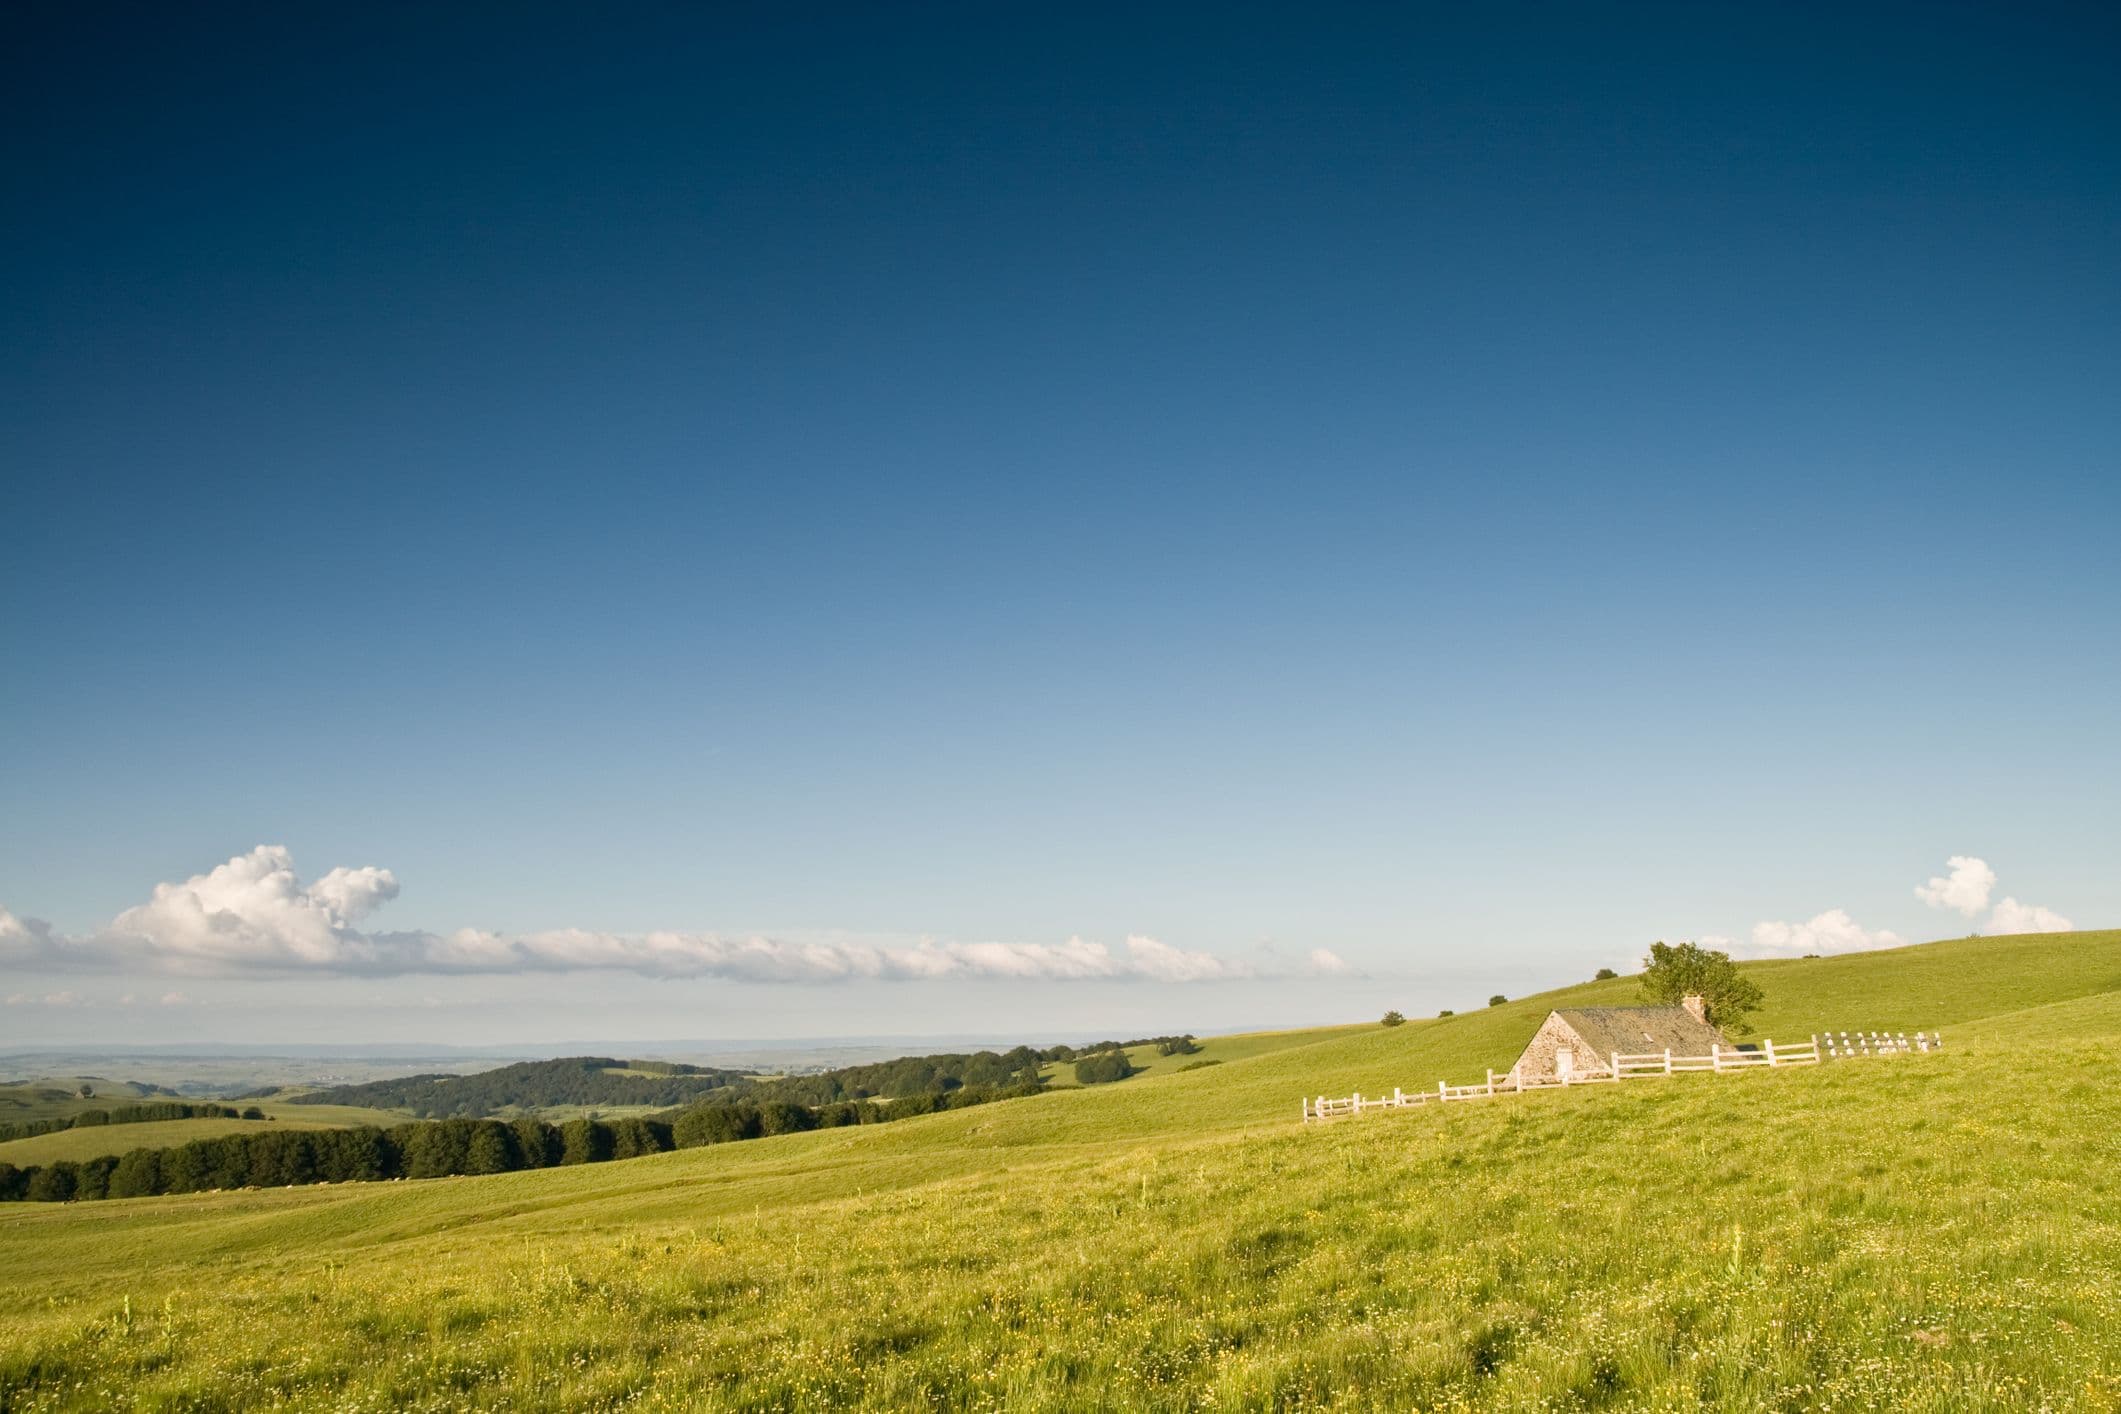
(78, 1083), (94, 1099)
(1072, 1052), (1135, 1085)
(1380, 1010), (1405, 1027)
(464, 1122), (520, 1174)
(1639, 940), (1764, 1033)
(1437, 1009), (1454, 1017)
(1593, 967), (1618, 981)
(558, 1119), (613, 1166)
(1488, 995), (1507, 1007)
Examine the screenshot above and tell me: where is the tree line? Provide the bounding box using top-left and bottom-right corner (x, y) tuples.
(0, 1101), (260, 1144)
(288, 1057), (753, 1116)
(285, 1043), (1149, 1120)
(0, 1083), (1042, 1205)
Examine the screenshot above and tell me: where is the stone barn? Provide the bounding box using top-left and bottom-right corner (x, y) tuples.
(1507, 994), (1730, 1083)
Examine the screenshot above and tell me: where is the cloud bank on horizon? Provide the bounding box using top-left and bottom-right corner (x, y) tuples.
(0, 846), (1343, 984)
(1705, 853), (2073, 960)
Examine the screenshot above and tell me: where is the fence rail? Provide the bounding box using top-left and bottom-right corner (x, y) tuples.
(1302, 1029), (1942, 1124)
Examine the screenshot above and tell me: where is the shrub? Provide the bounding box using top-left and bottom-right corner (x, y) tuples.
(1594, 967), (1618, 981)
(1154, 1037), (1200, 1056)
(1072, 1052), (1136, 1085)
(1380, 1010), (1405, 1027)
(1438, 1009), (1454, 1018)
(1488, 995), (1507, 1007)
(1176, 1059), (1221, 1072)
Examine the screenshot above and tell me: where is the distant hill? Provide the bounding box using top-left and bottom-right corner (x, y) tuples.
(288, 1057), (751, 1116)
(289, 1046), (1061, 1118)
(0, 1077), (178, 1125)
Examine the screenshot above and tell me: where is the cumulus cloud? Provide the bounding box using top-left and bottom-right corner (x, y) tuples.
(1305, 948), (1352, 975)
(2, 846), (1290, 984)
(1983, 898), (2073, 936)
(1912, 854), (2074, 939)
(1744, 909), (1905, 958)
(1915, 855), (1996, 916)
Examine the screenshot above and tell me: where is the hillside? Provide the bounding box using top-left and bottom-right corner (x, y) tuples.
(287, 1056), (750, 1116)
(0, 1078), (177, 1125)
(290, 1045), (1069, 1119)
(0, 1101), (405, 1166)
(0, 929), (2114, 1408)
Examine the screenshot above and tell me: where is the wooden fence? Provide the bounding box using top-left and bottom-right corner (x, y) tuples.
(1301, 1030), (1943, 1124)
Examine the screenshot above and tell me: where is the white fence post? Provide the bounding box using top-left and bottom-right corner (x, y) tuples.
(1764, 1039), (1776, 1067)
(1711, 1044), (1723, 1072)
(1439, 1080), (1448, 1101)
(1664, 1048), (1672, 1074)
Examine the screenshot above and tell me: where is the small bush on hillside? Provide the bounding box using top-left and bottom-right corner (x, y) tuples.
(1594, 967), (1617, 981)
(1176, 1059), (1221, 1072)
(1437, 1009), (1454, 1018)
(1073, 1052), (1136, 1085)
(1380, 1010), (1405, 1027)
(1488, 995), (1507, 1007)
(1154, 1037), (1200, 1056)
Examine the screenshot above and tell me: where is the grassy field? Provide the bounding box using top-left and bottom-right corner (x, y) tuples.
(0, 1079), (174, 1126)
(0, 1102), (406, 1166)
(1038, 1022), (1363, 1087)
(0, 929), (2115, 1409)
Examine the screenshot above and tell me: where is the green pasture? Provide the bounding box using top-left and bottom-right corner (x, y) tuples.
(0, 929), (2114, 1410)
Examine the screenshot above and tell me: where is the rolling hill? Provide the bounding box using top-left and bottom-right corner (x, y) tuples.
(0, 928), (2114, 1408)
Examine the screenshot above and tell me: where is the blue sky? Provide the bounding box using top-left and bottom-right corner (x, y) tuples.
(3, 4), (2117, 1045)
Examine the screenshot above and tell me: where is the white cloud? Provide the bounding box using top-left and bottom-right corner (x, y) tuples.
(308, 865), (401, 924)
(160, 991), (190, 1006)
(1305, 948), (1352, 975)
(1911, 854), (2074, 937)
(2, 846), (1280, 984)
(1915, 855), (1996, 916)
(1983, 898), (2073, 936)
(1744, 909), (1905, 958)
(5, 991), (85, 1007)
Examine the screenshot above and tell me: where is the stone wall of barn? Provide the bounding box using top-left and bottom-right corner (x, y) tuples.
(1508, 1013), (1609, 1082)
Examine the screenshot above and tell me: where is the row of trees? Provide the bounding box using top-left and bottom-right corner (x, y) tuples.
(1039, 1035), (1196, 1062)
(285, 1037), (1209, 1123)
(290, 1057), (751, 1116)
(0, 1101), (257, 1144)
(293, 1046), (1080, 1119)
(0, 1082), (1044, 1205)
(715, 1048), (1049, 1106)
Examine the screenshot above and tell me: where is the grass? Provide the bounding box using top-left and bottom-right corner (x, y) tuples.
(1038, 1022), (1361, 1087)
(0, 1101), (404, 1165)
(0, 929), (2114, 1409)
(0, 1079), (171, 1125)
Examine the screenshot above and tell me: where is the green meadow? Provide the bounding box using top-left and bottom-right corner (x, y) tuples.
(0, 1102), (404, 1167)
(0, 929), (2116, 1410)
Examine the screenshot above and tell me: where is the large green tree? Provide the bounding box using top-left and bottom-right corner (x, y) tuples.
(1639, 940), (1764, 1033)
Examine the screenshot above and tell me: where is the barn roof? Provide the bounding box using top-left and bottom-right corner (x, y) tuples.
(1550, 1005), (1728, 1059)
